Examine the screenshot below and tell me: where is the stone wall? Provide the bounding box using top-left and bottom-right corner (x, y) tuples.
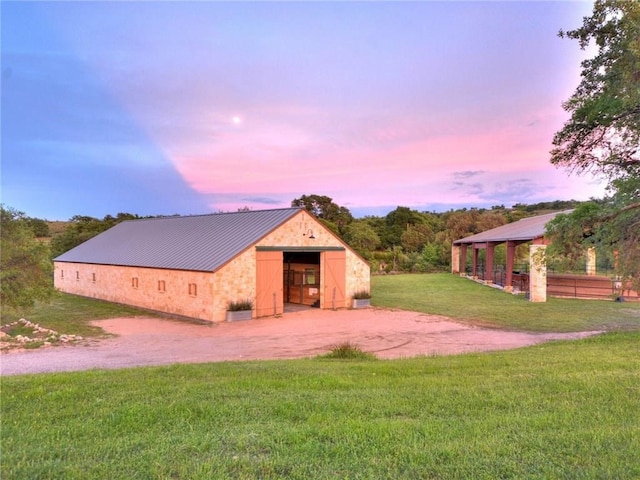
(54, 262), (215, 321)
(210, 247), (257, 322)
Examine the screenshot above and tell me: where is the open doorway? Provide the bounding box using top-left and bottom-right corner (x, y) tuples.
(283, 251), (320, 308)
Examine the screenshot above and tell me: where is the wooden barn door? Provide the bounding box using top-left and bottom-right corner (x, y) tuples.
(256, 251), (283, 317)
(322, 250), (346, 309)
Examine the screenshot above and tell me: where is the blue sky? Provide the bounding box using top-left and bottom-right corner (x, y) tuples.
(1, 1), (604, 220)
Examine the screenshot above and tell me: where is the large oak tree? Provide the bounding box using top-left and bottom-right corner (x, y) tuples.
(548, 0), (640, 290)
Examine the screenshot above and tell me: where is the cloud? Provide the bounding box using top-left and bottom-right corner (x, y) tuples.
(453, 170), (485, 180)
(240, 196), (283, 205)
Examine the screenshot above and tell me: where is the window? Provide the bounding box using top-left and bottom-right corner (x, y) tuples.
(76, 271), (80, 281)
(132, 277), (139, 289)
(61, 270), (64, 279)
(92, 273), (96, 283)
(188, 283), (198, 296)
(304, 268), (318, 285)
(158, 280), (166, 293)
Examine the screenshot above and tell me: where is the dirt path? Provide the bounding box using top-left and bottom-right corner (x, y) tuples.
(0, 308), (601, 376)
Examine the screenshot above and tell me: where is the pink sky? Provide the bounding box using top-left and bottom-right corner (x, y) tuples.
(3, 1), (605, 219)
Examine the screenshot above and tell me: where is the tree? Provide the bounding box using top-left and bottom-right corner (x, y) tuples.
(420, 242), (447, 271)
(0, 206), (55, 312)
(50, 215), (106, 258)
(401, 223), (434, 253)
(548, 0), (640, 290)
(383, 206), (427, 248)
(291, 194), (353, 234)
(476, 211), (508, 233)
(343, 220), (380, 255)
(50, 212), (141, 258)
(443, 209), (481, 241)
(552, 0), (640, 178)
(24, 216), (50, 237)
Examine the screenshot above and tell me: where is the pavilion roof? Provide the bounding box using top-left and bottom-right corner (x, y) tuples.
(452, 210), (572, 245)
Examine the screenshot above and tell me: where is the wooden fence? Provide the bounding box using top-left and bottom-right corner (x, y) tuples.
(472, 265), (638, 300)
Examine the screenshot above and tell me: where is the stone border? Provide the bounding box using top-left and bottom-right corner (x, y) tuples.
(0, 319), (83, 351)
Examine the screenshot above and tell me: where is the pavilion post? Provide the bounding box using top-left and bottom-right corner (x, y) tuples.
(460, 244), (467, 276)
(504, 240), (516, 292)
(451, 245), (460, 274)
(485, 242), (496, 283)
(529, 243), (547, 302)
(586, 247), (597, 276)
(472, 246), (479, 278)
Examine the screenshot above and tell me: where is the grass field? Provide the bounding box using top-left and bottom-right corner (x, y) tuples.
(1, 293), (161, 337)
(2, 274), (640, 479)
(372, 274), (640, 332)
(2, 332), (639, 479)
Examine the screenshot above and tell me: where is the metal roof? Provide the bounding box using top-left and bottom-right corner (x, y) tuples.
(54, 208), (303, 272)
(453, 210), (572, 245)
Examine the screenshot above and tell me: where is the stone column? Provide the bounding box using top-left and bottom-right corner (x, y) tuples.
(451, 245), (460, 274)
(529, 244), (547, 302)
(586, 247), (597, 276)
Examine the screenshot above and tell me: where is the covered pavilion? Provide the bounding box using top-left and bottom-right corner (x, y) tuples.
(450, 210), (588, 302)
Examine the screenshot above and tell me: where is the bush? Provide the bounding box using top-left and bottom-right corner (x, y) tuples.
(226, 299), (254, 311)
(319, 341), (377, 360)
(352, 290), (371, 300)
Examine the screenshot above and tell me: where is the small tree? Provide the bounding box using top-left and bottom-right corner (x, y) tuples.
(291, 194), (353, 234)
(401, 223), (434, 253)
(24, 217), (50, 237)
(0, 206), (55, 314)
(343, 220), (380, 256)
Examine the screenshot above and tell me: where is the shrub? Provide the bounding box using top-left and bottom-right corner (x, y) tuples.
(320, 341), (377, 360)
(226, 299), (253, 311)
(352, 290), (371, 300)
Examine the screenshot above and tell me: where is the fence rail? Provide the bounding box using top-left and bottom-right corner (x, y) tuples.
(546, 274), (614, 299)
(467, 264), (638, 300)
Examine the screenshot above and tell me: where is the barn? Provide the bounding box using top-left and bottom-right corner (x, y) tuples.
(53, 208), (370, 322)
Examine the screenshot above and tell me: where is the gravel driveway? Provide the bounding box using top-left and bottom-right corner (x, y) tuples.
(0, 308), (601, 376)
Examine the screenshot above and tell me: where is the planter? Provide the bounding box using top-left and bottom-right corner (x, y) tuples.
(226, 310), (253, 322)
(351, 298), (371, 309)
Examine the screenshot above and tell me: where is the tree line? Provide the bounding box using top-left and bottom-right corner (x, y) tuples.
(3, 196), (581, 276)
(292, 194), (583, 273)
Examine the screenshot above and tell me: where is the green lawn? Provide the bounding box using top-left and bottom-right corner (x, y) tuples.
(372, 273), (640, 332)
(2, 274), (640, 479)
(0, 293), (161, 337)
(2, 332), (639, 479)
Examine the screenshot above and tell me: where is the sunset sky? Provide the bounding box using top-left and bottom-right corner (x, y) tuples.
(2, 1), (605, 220)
